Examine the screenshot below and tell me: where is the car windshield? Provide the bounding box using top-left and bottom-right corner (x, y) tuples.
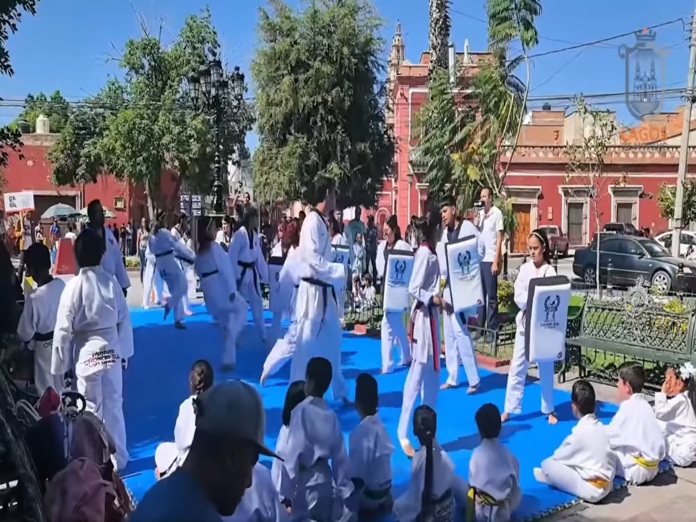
(541, 226), (558, 235)
(639, 239), (670, 257)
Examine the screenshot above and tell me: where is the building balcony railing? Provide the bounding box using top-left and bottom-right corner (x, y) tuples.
(500, 144), (696, 164)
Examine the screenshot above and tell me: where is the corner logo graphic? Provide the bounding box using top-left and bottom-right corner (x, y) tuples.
(619, 29), (667, 120)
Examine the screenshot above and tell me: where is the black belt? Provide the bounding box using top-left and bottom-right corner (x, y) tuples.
(238, 261), (259, 296)
(155, 250), (173, 257)
(301, 277), (337, 334)
(32, 331), (53, 342)
(201, 269), (219, 279)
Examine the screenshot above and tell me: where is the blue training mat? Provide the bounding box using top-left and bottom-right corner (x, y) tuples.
(121, 304), (669, 521)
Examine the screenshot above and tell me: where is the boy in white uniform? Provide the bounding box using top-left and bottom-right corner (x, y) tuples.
(534, 380), (614, 503)
(349, 373), (394, 516)
(51, 228), (134, 471)
(468, 403), (521, 521)
(606, 362), (666, 485)
(280, 357), (353, 521)
(17, 243), (66, 396)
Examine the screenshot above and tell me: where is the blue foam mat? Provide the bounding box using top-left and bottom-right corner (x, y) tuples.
(121, 304), (667, 521)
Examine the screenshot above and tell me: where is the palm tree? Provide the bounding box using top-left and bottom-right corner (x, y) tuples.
(428, 0), (451, 74)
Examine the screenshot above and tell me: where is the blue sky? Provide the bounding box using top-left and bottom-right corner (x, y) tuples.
(0, 0), (693, 150)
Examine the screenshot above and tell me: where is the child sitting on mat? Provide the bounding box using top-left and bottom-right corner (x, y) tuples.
(468, 403), (521, 521)
(605, 362), (666, 485)
(393, 405), (468, 522)
(534, 380), (614, 503)
(349, 373), (394, 516)
(654, 363), (696, 467)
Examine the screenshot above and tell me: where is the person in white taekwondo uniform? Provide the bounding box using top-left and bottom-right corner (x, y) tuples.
(469, 403), (521, 521)
(397, 214), (442, 457)
(194, 218), (246, 371)
(377, 215), (412, 374)
(606, 361), (666, 485)
(142, 238), (166, 308)
(261, 220), (302, 385)
(268, 220), (296, 343)
(17, 243), (66, 396)
(149, 211), (195, 329)
(171, 214), (194, 315)
(85, 199), (130, 295)
(290, 187), (350, 403)
(228, 207), (268, 343)
(654, 364), (696, 467)
(534, 380), (614, 504)
(502, 228), (558, 425)
(438, 197), (481, 393)
(51, 228), (134, 471)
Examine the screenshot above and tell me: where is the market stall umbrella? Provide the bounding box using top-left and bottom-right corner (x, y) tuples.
(79, 206), (116, 219)
(41, 203), (80, 220)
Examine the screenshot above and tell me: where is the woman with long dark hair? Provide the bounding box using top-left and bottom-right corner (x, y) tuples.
(396, 210), (443, 457)
(377, 215), (412, 373)
(194, 218), (246, 371)
(268, 220), (301, 343)
(502, 228), (558, 424)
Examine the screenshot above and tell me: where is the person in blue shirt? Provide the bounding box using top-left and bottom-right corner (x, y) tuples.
(129, 380), (281, 522)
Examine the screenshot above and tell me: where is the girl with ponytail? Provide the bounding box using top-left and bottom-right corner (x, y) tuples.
(393, 405), (468, 521)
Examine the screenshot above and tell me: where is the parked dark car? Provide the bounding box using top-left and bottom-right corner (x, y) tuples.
(538, 225), (570, 256)
(572, 235), (696, 293)
(603, 222), (644, 236)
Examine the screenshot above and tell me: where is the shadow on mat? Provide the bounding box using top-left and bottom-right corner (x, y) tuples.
(599, 486), (631, 505)
(442, 423), (532, 453)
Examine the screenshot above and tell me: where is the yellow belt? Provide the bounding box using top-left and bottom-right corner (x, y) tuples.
(632, 455), (659, 470)
(585, 477), (610, 489)
(466, 487), (502, 522)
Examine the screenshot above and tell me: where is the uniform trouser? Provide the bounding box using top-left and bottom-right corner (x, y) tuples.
(504, 329), (555, 415)
(77, 364), (128, 471)
(241, 280), (266, 342)
(269, 309), (284, 344)
(667, 435), (696, 467)
(380, 311), (411, 372)
(179, 261), (190, 310)
(397, 358), (439, 440)
(614, 453), (659, 485)
(443, 311), (480, 387)
(142, 259), (164, 307)
(163, 269), (187, 323)
(220, 316), (239, 366)
(263, 320), (297, 377)
(540, 458), (612, 504)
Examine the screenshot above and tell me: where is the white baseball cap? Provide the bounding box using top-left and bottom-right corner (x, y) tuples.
(194, 380), (280, 460)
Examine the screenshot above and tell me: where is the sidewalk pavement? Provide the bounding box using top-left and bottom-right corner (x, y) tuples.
(509, 365), (696, 521)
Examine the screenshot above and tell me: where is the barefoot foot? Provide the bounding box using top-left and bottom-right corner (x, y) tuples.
(533, 467), (548, 484)
(547, 413), (558, 425)
(501, 411), (511, 423)
(467, 384), (479, 395)
(440, 382), (455, 390)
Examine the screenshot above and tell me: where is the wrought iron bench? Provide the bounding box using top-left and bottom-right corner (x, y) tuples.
(563, 285), (696, 385)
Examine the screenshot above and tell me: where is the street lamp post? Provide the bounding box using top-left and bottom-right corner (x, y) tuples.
(188, 54), (246, 217)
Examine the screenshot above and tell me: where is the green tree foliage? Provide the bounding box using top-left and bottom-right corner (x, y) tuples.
(48, 8), (254, 217)
(658, 180), (696, 228)
(13, 90), (71, 133)
(0, 0), (39, 167)
(251, 0), (394, 207)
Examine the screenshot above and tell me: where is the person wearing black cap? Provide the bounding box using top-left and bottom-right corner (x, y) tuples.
(376, 215), (413, 373)
(437, 196), (482, 393)
(149, 210), (195, 329)
(129, 380), (282, 521)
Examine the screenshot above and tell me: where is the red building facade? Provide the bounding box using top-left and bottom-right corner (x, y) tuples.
(378, 23), (696, 253)
(3, 132), (179, 225)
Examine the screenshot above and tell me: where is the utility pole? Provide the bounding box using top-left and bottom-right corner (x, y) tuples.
(672, 3), (696, 256)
